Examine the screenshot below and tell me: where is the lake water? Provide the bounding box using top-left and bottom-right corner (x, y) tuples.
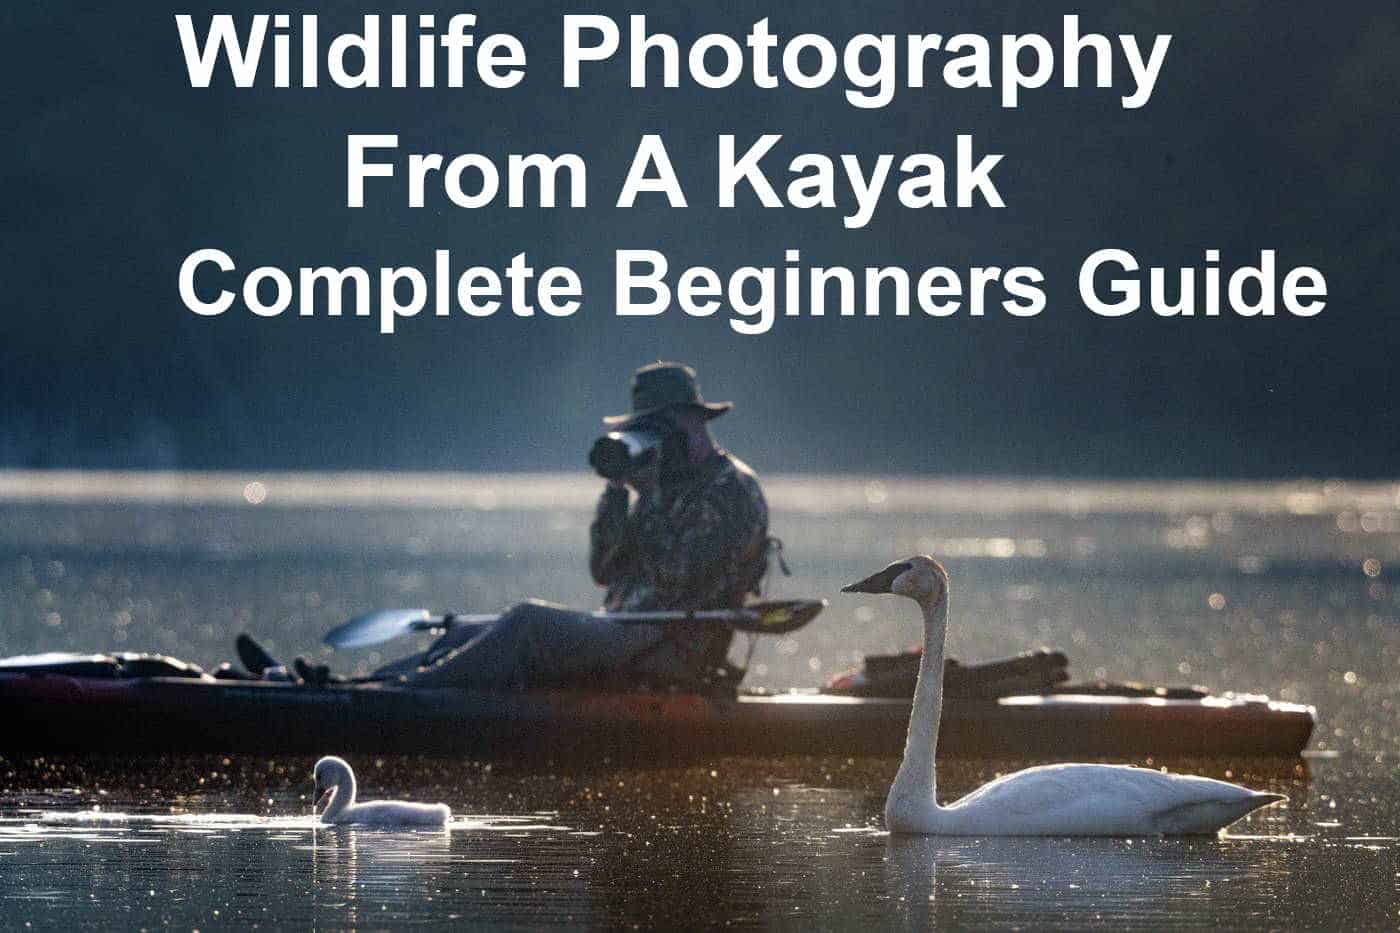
(1, 472), (1397, 928)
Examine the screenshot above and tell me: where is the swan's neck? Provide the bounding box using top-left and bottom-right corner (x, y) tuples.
(324, 765), (356, 819)
(889, 593), (948, 812)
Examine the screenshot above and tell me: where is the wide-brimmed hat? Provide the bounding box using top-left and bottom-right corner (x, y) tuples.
(603, 362), (733, 426)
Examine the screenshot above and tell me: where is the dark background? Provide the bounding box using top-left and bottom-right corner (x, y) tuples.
(2, 2), (1396, 477)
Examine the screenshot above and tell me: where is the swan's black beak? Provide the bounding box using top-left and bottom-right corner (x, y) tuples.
(313, 781), (331, 814)
(841, 561), (911, 594)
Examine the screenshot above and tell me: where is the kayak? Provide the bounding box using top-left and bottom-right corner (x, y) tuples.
(0, 668), (1314, 759)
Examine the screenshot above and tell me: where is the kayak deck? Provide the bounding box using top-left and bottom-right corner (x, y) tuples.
(0, 673), (1314, 759)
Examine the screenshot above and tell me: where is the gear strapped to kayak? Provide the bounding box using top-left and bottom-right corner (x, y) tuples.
(824, 648), (1221, 701)
(827, 648), (1071, 699)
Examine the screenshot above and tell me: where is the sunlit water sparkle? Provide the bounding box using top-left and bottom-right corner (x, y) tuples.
(1, 472), (1397, 927)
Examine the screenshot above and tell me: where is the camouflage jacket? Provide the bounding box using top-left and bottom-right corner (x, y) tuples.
(589, 451), (769, 618)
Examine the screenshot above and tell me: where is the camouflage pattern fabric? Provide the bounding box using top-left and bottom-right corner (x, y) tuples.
(589, 451), (770, 663)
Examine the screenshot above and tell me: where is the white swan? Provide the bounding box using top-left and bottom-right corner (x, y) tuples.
(842, 556), (1286, 836)
(313, 756), (451, 827)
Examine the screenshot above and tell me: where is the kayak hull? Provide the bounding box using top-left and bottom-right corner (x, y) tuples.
(0, 673), (1314, 759)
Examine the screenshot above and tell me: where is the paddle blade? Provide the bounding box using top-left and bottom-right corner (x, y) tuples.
(734, 599), (827, 635)
(324, 609), (434, 649)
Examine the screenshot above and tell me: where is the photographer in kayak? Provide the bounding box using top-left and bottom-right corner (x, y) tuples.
(397, 361), (770, 688)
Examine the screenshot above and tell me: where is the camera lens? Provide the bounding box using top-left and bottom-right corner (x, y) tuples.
(589, 428), (663, 480)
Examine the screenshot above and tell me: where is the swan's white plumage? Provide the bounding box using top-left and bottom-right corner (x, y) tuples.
(844, 556), (1286, 837)
(889, 761), (1283, 836)
(313, 756), (450, 827)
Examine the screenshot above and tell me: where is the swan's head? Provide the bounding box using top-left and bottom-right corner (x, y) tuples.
(313, 755), (353, 813)
(841, 555), (948, 605)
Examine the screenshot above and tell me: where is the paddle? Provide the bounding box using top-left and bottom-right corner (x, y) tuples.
(324, 599), (826, 649)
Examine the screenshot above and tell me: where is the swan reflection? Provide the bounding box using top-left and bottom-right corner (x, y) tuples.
(883, 832), (1299, 927)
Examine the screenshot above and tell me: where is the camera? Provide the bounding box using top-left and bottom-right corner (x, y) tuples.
(588, 421), (669, 481)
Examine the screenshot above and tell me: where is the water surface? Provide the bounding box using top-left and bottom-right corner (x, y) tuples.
(1, 473), (1397, 927)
